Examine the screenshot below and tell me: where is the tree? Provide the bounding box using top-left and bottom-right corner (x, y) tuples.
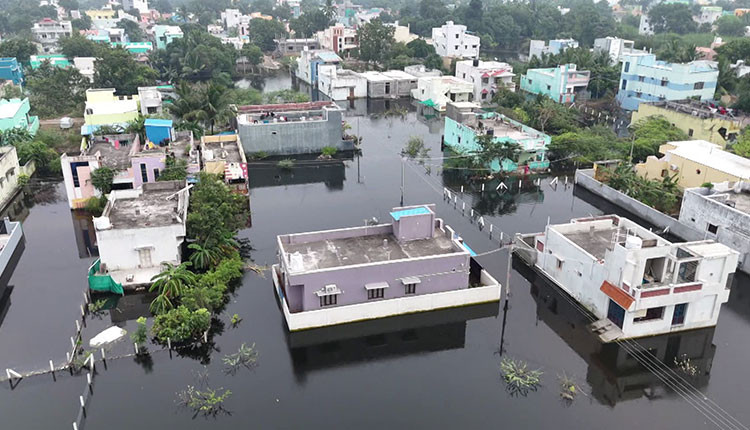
(648, 3), (697, 34)
(90, 166), (116, 194)
(126, 115), (146, 143)
(717, 15), (746, 37)
(149, 262), (197, 313)
(549, 126), (621, 163)
(0, 84), (23, 100)
(151, 26), (236, 83)
(0, 38), (38, 63)
(170, 82), (231, 134)
(187, 173), (249, 243)
(289, 10), (332, 37)
(25, 63), (90, 117)
(153, 0), (173, 13)
(731, 128), (750, 157)
(60, 33), (102, 58)
(188, 242), (222, 270)
(246, 18), (287, 52)
(406, 39), (434, 58)
(94, 47), (158, 95)
(117, 19), (146, 42)
(357, 19), (395, 66)
(58, 0), (79, 10)
(627, 116), (689, 162)
(72, 15), (93, 31)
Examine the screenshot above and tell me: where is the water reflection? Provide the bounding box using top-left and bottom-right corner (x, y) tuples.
(285, 303), (499, 383)
(248, 158), (350, 190)
(441, 172), (546, 216)
(70, 211), (98, 258)
(516, 258), (716, 406)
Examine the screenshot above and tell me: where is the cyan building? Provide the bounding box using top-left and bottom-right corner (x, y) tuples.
(617, 52), (719, 111)
(520, 64), (590, 104)
(443, 112), (550, 173)
(0, 58), (23, 86)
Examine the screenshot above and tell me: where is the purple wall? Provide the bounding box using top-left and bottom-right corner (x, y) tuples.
(285, 252), (470, 312)
(131, 155), (165, 189)
(394, 212), (435, 242)
(282, 224), (392, 245)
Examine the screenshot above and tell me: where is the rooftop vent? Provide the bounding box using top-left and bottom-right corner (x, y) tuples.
(135, 209), (140, 216)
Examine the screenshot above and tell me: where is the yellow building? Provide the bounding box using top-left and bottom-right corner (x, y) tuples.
(631, 100), (744, 148)
(635, 140), (750, 188)
(83, 88), (140, 132)
(85, 9), (118, 20)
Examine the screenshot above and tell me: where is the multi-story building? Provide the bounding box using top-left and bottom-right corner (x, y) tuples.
(82, 88), (140, 132)
(315, 25), (358, 58)
(616, 52), (719, 111)
(680, 181), (750, 271)
(528, 39), (578, 60)
(631, 100), (744, 147)
(122, 0), (149, 14)
(274, 38), (319, 57)
(455, 59), (514, 103)
(695, 6), (723, 25)
(388, 22), (419, 44)
(272, 204), (501, 330)
(221, 8), (242, 29)
(593, 37), (639, 64)
(520, 64), (591, 104)
(639, 15), (654, 35)
(90, 180), (189, 289)
(431, 21), (480, 59)
(295, 49), (341, 85)
(32, 18), (73, 53)
(443, 111), (550, 172)
(0, 58), (23, 86)
(514, 215), (738, 340)
(358, 70), (417, 99)
(0, 98), (40, 136)
(635, 140), (750, 188)
(73, 57), (96, 82)
(137, 86), (164, 116)
(319, 66), (367, 100)
(411, 76), (473, 111)
(85, 9), (120, 29)
(0, 146), (33, 211)
(234, 101), (352, 156)
(152, 25), (183, 49)
(404, 64), (442, 78)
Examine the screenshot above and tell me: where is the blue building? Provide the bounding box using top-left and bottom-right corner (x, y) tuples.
(520, 64), (590, 104)
(144, 119), (174, 145)
(616, 52), (719, 111)
(295, 50), (342, 85)
(0, 58), (23, 86)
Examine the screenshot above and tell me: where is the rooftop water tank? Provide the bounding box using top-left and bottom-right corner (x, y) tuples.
(625, 235), (643, 250)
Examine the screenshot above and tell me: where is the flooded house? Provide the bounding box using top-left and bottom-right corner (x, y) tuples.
(89, 180), (190, 292)
(272, 204), (502, 331)
(514, 215), (738, 341)
(199, 134), (248, 193)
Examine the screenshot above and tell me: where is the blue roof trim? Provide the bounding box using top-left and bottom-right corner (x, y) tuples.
(144, 119), (173, 127)
(462, 242), (477, 256)
(390, 207), (430, 221)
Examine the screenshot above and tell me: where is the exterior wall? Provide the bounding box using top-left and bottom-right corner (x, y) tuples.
(0, 58), (23, 85)
(237, 107), (348, 155)
(318, 66), (367, 100)
(631, 103), (740, 147)
(432, 21), (480, 58)
(61, 154), (100, 209)
(96, 224), (184, 271)
(83, 90), (140, 126)
(455, 60), (515, 103)
(679, 185), (750, 270)
(0, 147), (22, 209)
(635, 153), (744, 189)
(617, 53), (719, 110)
(131, 155), (165, 189)
(593, 37), (636, 64)
(411, 77), (473, 111)
(393, 212), (435, 242)
(0, 98), (40, 135)
(144, 124), (171, 143)
(520, 64), (590, 104)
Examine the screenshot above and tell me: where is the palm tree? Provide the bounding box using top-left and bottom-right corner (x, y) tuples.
(188, 242), (222, 270)
(149, 262), (197, 313)
(126, 115), (146, 144)
(193, 82), (231, 134)
(0, 128), (33, 146)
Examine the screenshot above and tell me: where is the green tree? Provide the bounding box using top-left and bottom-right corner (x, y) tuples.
(60, 33), (102, 58)
(149, 262), (198, 313)
(549, 126), (621, 163)
(627, 116), (689, 162)
(90, 166), (116, 194)
(246, 18), (287, 52)
(357, 18), (395, 66)
(94, 47), (158, 95)
(716, 15), (746, 37)
(0, 128), (32, 146)
(188, 242), (222, 270)
(15, 141), (60, 174)
(648, 3), (697, 34)
(187, 173), (249, 243)
(151, 26), (236, 83)
(406, 39), (434, 58)
(0, 38), (38, 63)
(117, 19), (146, 42)
(730, 128), (750, 157)
(289, 10), (332, 37)
(25, 63), (90, 117)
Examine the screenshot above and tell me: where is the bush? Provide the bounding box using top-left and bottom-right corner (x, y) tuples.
(701, 182), (714, 189)
(17, 174), (29, 187)
(131, 316), (148, 346)
(500, 357), (543, 396)
(152, 306), (211, 343)
(277, 159), (294, 170)
(84, 195), (108, 215)
(321, 146), (337, 157)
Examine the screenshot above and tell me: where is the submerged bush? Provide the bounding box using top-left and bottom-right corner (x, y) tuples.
(152, 306), (210, 343)
(500, 357), (542, 396)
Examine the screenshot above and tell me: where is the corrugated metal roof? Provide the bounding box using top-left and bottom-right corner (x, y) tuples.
(390, 206), (430, 220)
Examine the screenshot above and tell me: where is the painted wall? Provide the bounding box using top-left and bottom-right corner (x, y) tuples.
(145, 124), (172, 144)
(131, 155), (166, 189)
(0, 98), (40, 135)
(96, 224), (185, 271)
(631, 104), (740, 147)
(635, 153), (745, 188)
(0, 147), (21, 208)
(0, 58), (23, 85)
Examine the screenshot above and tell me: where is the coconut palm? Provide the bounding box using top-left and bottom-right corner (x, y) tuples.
(188, 242), (222, 270)
(149, 262), (197, 313)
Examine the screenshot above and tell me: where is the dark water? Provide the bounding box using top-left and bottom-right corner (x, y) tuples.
(1, 76), (750, 429)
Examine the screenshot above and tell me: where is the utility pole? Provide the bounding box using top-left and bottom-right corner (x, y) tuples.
(400, 157), (405, 206)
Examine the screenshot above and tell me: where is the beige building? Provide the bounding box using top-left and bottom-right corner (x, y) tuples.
(631, 100), (746, 148)
(636, 140), (750, 188)
(0, 146), (34, 210)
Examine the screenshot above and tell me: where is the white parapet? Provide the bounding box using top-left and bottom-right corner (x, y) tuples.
(272, 264), (501, 331)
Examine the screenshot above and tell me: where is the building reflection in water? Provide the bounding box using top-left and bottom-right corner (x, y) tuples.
(515, 258), (716, 406)
(0, 239), (25, 328)
(70, 211), (99, 258)
(248, 156), (349, 191)
(441, 169), (545, 217)
(285, 302), (499, 383)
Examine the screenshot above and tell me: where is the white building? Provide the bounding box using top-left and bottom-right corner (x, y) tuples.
(528, 39), (579, 60)
(404, 64), (442, 78)
(593, 37), (640, 64)
(411, 76), (473, 111)
(73, 57), (96, 82)
(730, 60), (750, 78)
(515, 215), (738, 341)
(455, 59), (515, 103)
(431, 21), (480, 59)
(695, 6), (723, 25)
(295, 49), (342, 85)
(318, 65), (367, 100)
(388, 22), (419, 44)
(222, 9), (243, 29)
(122, 0), (149, 14)
(315, 25), (358, 58)
(32, 18), (73, 53)
(93, 181), (189, 287)
(137, 86), (164, 116)
(639, 15), (654, 35)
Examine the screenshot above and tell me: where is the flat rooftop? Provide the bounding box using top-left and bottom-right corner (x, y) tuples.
(667, 140), (750, 180)
(203, 140), (242, 163)
(731, 192), (750, 214)
(478, 117), (536, 141)
(644, 100), (742, 121)
(108, 188), (181, 229)
(87, 142), (132, 169)
(0, 99), (24, 119)
(283, 233), (459, 272)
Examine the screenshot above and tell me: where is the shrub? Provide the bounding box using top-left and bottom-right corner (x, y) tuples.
(177, 384), (231, 416)
(277, 159), (294, 170)
(17, 174), (29, 187)
(321, 146), (337, 157)
(152, 306), (211, 343)
(700, 182), (714, 189)
(131, 316), (148, 346)
(222, 342), (258, 374)
(84, 195), (108, 216)
(181, 285), (226, 312)
(500, 357), (542, 396)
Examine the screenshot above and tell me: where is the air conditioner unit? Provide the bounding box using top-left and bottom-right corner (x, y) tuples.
(324, 284), (337, 294)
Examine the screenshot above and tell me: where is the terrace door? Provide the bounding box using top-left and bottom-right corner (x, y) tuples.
(607, 299), (625, 329)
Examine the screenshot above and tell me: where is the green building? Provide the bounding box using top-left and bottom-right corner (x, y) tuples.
(0, 98), (40, 136)
(29, 54), (70, 69)
(152, 25), (183, 50)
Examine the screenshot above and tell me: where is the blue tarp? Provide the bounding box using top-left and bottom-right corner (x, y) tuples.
(390, 207), (430, 220)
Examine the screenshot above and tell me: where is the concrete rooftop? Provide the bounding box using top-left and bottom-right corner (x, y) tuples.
(728, 192), (750, 215)
(203, 141), (242, 163)
(283, 233), (458, 272)
(88, 142), (132, 169)
(108, 189), (181, 229)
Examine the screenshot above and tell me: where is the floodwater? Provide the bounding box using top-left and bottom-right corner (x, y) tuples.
(1, 74), (750, 429)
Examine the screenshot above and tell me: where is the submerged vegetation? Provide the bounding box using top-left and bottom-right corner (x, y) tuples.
(222, 343), (259, 375)
(500, 357), (543, 396)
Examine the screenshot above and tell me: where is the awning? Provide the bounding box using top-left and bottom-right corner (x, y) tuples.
(419, 99), (437, 108)
(365, 281), (389, 290)
(481, 72), (490, 78)
(400, 277), (421, 285)
(600, 281), (634, 310)
(481, 89), (489, 94)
